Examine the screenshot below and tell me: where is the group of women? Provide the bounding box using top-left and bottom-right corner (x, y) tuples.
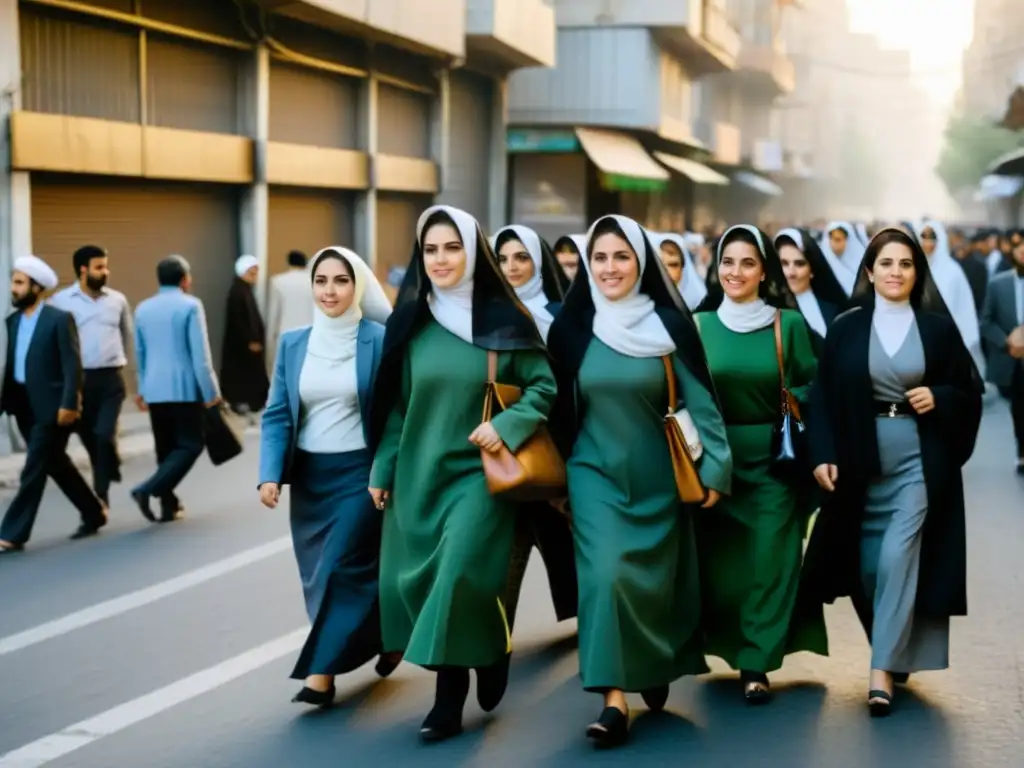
(257, 205), (984, 749)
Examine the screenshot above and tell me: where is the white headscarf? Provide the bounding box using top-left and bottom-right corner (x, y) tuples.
(235, 254), (258, 278)
(491, 225), (555, 341)
(306, 247), (392, 362)
(913, 219), (985, 374)
(651, 232), (708, 310)
(13, 255), (58, 290)
(417, 204), (479, 344)
(581, 215), (676, 358)
(776, 227), (826, 337)
(819, 221), (863, 296)
(715, 224), (778, 334)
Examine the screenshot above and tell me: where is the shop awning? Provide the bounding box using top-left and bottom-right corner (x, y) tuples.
(654, 152), (729, 185)
(575, 127), (669, 191)
(974, 174), (1024, 202)
(734, 170), (783, 196)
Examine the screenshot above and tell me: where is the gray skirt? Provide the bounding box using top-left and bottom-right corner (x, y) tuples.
(288, 448), (382, 679)
(861, 417), (949, 673)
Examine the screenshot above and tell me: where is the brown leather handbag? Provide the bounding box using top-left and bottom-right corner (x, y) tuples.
(661, 356), (708, 504)
(480, 350), (567, 500)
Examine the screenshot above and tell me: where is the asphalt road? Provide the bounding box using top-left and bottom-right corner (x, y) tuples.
(0, 405), (1021, 767)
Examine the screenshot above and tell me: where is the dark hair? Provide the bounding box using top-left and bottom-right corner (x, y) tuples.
(851, 228), (944, 311)
(586, 217), (630, 260)
(73, 245), (106, 276)
(157, 256), (190, 287)
(697, 225), (797, 312)
(828, 226), (848, 238)
(310, 248), (354, 282)
(421, 210), (460, 246)
(287, 250), (307, 268)
(553, 237), (578, 254)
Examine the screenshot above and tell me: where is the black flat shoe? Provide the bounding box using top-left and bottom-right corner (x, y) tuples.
(741, 671), (771, 705)
(69, 523), (104, 540)
(891, 672), (910, 685)
(641, 684), (670, 712)
(868, 689), (892, 717)
(291, 685), (336, 707)
(420, 668), (468, 744)
(475, 654), (511, 713)
(585, 706), (629, 748)
(0, 542), (24, 554)
(131, 491), (156, 522)
(375, 653), (402, 678)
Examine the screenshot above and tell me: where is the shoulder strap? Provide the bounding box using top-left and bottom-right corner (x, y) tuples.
(661, 355), (677, 416)
(487, 349), (498, 383)
(773, 310), (785, 382)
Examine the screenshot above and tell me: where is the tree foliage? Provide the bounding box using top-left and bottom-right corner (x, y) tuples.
(935, 114), (1024, 196)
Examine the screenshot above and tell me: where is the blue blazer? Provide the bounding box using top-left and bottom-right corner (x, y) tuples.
(259, 319), (385, 486)
(134, 287), (220, 404)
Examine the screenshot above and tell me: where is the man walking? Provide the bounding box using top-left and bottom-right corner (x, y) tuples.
(265, 250), (312, 365)
(50, 245), (133, 506)
(131, 256), (220, 522)
(0, 256), (107, 552)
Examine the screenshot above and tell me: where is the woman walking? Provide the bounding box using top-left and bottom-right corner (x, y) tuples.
(368, 205), (557, 742)
(222, 255), (270, 416)
(258, 247), (399, 705)
(693, 225), (828, 703)
(548, 215), (731, 747)
(802, 228), (983, 715)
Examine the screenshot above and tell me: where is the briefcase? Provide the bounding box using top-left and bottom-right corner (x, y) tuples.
(204, 403), (244, 466)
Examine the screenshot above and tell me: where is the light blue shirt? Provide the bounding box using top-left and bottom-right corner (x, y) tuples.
(13, 308), (42, 384)
(1016, 274), (1024, 326)
(49, 284), (132, 369)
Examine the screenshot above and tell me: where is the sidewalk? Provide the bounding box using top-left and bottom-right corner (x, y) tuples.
(0, 410), (259, 490)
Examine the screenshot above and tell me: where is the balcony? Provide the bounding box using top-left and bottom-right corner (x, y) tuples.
(699, 1), (742, 73)
(737, 41), (796, 96)
(694, 119), (741, 166)
(255, 0), (466, 58)
(465, 0), (556, 70)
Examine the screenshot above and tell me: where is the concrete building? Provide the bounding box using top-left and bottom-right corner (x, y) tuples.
(961, 0), (1024, 122)
(0, 0), (556, 385)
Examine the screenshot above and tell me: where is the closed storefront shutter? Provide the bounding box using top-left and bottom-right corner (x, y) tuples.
(267, 189), (356, 275)
(30, 174), (240, 389)
(440, 69), (493, 225)
(376, 192), (433, 284)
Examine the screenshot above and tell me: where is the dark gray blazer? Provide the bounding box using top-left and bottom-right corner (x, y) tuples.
(1, 305), (83, 425)
(980, 270), (1023, 388)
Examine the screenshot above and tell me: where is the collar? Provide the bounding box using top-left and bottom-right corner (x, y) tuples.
(69, 283), (110, 299)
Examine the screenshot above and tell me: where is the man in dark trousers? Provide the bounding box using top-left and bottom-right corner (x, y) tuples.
(981, 238), (1024, 475)
(131, 256), (220, 522)
(50, 245), (133, 506)
(0, 256), (108, 553)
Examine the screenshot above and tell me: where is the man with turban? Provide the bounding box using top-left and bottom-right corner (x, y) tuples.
(0, 256), (108, 552)
(220, 255), (269, 418)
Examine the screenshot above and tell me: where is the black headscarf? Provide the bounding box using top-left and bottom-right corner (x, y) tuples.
(492, 225), (567, 304)
(849, 227), (950, 315)
(774, 227), (849, 309)
(547, 214), (716, 397)
(695, 224), (798, 313)
(370, 205), (544, 447)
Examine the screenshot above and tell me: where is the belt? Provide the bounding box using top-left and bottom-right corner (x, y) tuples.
(873, 400), (914, 418)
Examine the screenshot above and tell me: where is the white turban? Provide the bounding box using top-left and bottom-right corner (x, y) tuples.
(234, 254), (259, 278)
(13, 255), (59, 290)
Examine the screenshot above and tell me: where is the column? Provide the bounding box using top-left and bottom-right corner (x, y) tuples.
(239, 43), (270, 309)
(430, 67), (450, 201)
(355, 66), (378, 273)
(487, 74), (509, 233)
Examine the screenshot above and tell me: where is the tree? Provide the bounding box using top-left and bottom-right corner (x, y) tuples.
(935, 114), (1024, 196)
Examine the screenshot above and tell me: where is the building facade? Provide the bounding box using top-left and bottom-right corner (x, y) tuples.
(0, 0), (556, 384)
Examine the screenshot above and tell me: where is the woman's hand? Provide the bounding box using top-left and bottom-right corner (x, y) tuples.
(369, 488), (390, 510)
(906, 387), (935, 415)
(469, 422), (504, 453)
(701, 489), (721, 509)
(259, 482), (280, 509)
(813, 464), (838, 492)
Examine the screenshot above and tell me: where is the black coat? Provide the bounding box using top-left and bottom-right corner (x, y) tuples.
(220, 278), (269, 410)
(800, 306), (983, 619)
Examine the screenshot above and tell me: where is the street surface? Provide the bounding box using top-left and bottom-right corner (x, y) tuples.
(0, 404), (1021, 767)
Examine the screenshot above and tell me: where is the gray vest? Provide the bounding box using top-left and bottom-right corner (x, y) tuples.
(869, 320), (926, 401)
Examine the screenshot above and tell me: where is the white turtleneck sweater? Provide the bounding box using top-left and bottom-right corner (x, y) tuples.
(296, 353), (366, 453)
(872, 294), (914, 357)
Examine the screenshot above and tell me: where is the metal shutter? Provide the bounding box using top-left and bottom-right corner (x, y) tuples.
(30, 174), (240, 389)
(267, 188), (356, 275)
(376, 192), (433, 283)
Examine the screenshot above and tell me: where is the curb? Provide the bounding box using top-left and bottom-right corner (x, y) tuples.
(0, 425), (260, 490)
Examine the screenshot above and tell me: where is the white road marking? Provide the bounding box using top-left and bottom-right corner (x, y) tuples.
(0, 629), (306, 767)
(0, 537), (291, 656)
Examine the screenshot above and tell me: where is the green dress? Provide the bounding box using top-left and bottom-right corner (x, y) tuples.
(694, 309), (828, 672)
(568, 339), (732, 692)
(369, 320), (557, 669)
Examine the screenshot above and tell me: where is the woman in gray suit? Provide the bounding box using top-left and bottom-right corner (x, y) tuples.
(258, 247), (400, 705)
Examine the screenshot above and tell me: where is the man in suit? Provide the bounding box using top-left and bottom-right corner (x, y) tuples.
(981, 238), (1024, 475)
(0, 256), (108, 553)
(131, 256), (220, 522)
(265, 250), (313, 371)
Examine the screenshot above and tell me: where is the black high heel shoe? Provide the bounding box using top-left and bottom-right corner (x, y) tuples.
(740, 670), (771, 705)
(475, 653), (511, 713)
(585, 706), (629, 748)
(375, 652), (402, 678)
(291, 684), (336, 707)
(420, 668), (470, 743)
(641, 684), (669, 712)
